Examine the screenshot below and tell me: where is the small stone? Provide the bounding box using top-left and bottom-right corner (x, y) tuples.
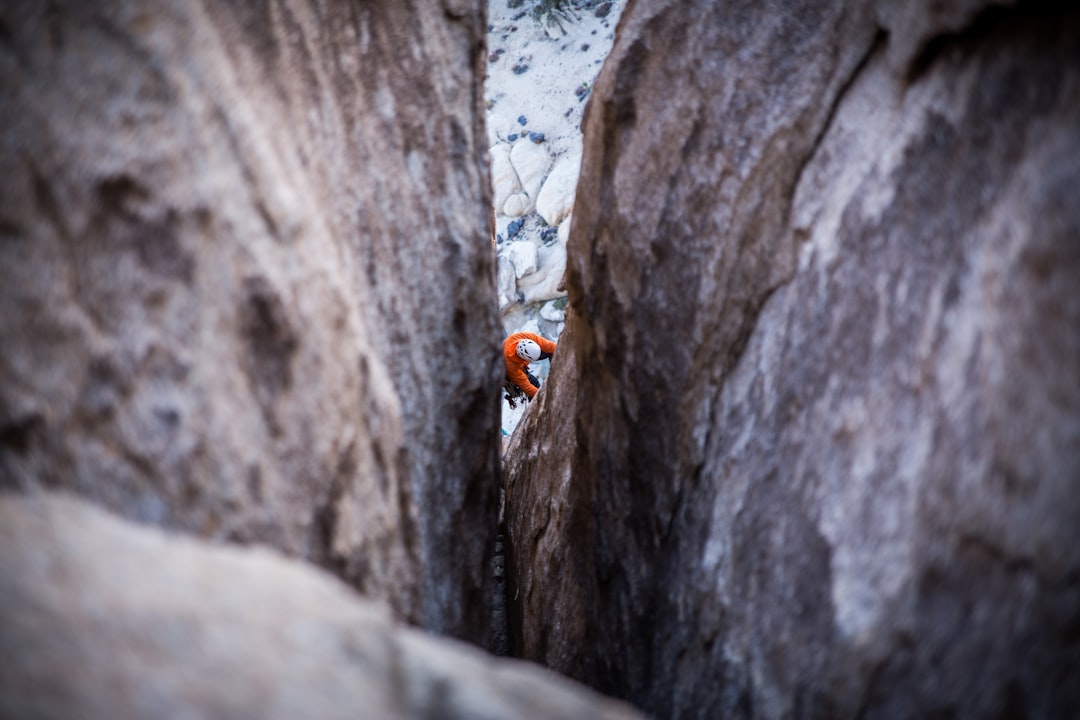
(540, 298), (566, 322)
(528, 132), (545, 144)
(503, 193), (531, 217)
(507, 0), (524, 8)
(581, 43), (590, 51)
(512, 62), (529, 75)
(508, 133), (518, 142)
(507, 219), (524, 239)
(595, 2), (612, 18)
(517, 115), (528, 126)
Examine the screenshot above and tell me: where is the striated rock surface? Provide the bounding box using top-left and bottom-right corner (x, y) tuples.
(0, 493), (645, 720)
(0, 0), (502, 643)
(505, 1), (1080, 717)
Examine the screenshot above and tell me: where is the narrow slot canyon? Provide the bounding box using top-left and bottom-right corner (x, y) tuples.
(1, 2), (1078, 719)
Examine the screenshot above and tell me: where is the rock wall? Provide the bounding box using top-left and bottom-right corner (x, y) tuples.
(505, 1), (1080, 717)
(0, 0), (502, 643)
(0, 493), (644, 720)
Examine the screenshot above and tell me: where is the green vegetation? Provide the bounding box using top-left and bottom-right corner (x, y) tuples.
(530, 0), (578, 31)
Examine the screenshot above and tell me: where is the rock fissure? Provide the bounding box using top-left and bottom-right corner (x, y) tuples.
(2, 0), (1078, 718)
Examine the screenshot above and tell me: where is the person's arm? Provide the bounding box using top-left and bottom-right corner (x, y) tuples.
(508, 362), (539, 398)
(528, 333), (557, 358)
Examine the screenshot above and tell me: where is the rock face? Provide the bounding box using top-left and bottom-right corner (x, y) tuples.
(0, 493), (645, 720)
(0, 0), (502, 644)
(505, 1), (1080, 718)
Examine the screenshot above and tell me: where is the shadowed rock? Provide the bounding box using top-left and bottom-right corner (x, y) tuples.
(505, 1), (1080, 717)
(0, 0), (503, 645)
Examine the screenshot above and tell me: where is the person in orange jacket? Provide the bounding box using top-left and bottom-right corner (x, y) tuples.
(503, 331), (557, 400)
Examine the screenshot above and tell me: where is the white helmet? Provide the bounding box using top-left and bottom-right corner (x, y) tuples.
(516, 339), (542, 362)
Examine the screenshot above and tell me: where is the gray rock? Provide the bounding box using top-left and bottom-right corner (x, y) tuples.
(0, 0), (503, 644)
(505, 1), (1080, 717)
(0, 493), (645, 720)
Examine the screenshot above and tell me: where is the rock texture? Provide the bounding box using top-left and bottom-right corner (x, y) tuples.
(505, 1), (1080, 718)
(0, 0), (502, 644)
(0, 493), (644, 720)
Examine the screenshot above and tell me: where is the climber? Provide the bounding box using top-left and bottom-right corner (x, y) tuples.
(503, 331), (557, 405)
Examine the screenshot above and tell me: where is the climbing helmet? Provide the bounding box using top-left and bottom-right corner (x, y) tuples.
(516, 338), (542, 362)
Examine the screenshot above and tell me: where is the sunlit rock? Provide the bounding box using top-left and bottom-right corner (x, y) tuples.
(509, 139), (550, 201)
(505, 240), (539, 280)
(536, 151), (581, 227)
(491, 142), (523, 216)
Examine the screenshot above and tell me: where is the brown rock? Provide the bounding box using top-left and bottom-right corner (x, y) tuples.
(505, 1), (1080, 717)
(0, 493), (645, 720)
(0, 0), (503, 643)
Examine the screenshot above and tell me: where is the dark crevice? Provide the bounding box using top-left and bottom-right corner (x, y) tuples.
(315, 471), (348, 580)
(239, 275), (298, 435)
(489, 517), (510, 656)
(906, 0), (1070, 83)
(0, 413), (45, 458)
(955, 532), (1080, 591)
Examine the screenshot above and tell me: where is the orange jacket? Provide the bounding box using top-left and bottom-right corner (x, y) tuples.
(503, 331), (557, 398)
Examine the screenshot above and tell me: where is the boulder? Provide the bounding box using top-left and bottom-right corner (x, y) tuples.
(0, 0), (503, 644)
(497, 254), (520, 310)
(558, 213), (573, 245)
(536, 151), (582, 227)
(491, 142), (523, 214)
(539, 300), (566, 324)
(509, 139), (552, 201)
(504, 1), (1080, 718)
(518, 241), (567, 306)
(503, 191), (534, 218)
(505, 240), (540, 280)
(0, 493), (645, 720)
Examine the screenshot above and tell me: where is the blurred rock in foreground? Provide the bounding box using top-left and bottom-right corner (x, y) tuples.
(0, 0), (502, 643)
(0, 493), (644, 720)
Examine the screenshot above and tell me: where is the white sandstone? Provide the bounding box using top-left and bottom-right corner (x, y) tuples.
(491, 143), (521, 214)
(503, 191), (533, 218)
(517, 240), (566, 305)
(497, 254), (518, 309)
(540, 299), (566, 323)
(509, 140), (550, 200)
(558, 213), (572, 244)
(536, 151), (581, 227)
(506, 240), (539, 279)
